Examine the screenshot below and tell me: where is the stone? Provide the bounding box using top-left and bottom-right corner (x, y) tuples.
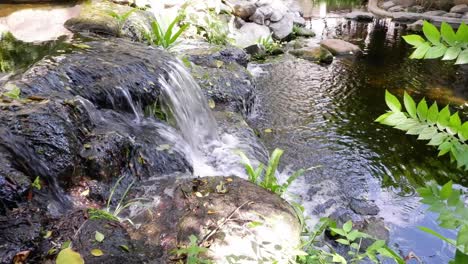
(443, 12), (464, 17)
(294, 26), (315, 37)
(270, 12), (294, 39)
(381, 1), (396, 9)
(290, 47), (334, 63)
(233, 2), (257, 20)
(234, 16), (246, 28)
(407, 19), (424, 31)
(269, 1), (288, 22)
(233, 22), (271, 47)
(249, 9), (266, 24)
(344, 11), (375, 21)
(349, 198), (380, 215)
(245, 44), (267, 57)
(291, 11), (306, 26)
(407, 5), (425, 13)
(450, 4), (468, 13)
(320, 39), (361, 55)
(388, 5), (404, 12)
(393, 0), (415, 7)
(423, 10), (447, 16)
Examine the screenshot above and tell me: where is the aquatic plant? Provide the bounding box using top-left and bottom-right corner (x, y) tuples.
(416, 181), (468, 263)
(142, 15), (189, 49)
(107, 9), (136, 36)
(403, 21), (468, 64)
(237, 148), (305, 196)
(376, 91), (468, 170)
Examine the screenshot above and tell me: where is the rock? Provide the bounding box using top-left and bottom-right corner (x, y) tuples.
(291, 11), (306, 26)
(393, 0), (415, 7)
(423, 10), (447, 16)
(450, 4), (468, 13)
(249, 9), (266, 24)
(349, 198), (380, 215)
(464, 11), (468, 18)
(270, 12), (294, 39)
(388, 5), (404, 12)
(344, 11), (375, 21)
(234, 22), (271, 47)
(407, 19), (424, 31)
(143, 176), (302, 263)
(443, 12), (464, 17)
(320, 39), (361, 55)
(392, 12), (422, 22)
(233, 2), (257, 20)
(234, 16), (246, 28)
(245, 44), (267, 57)
(407, 5), (425, 13)
(290, 46), (333, 63)
(64, 1), (156, 42)
(381, 1), (396, 9)
(293, 26), (315, 37)
(269, 1), (288, 22)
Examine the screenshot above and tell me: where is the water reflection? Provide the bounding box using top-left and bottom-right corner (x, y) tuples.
(0, 3), (80, 42)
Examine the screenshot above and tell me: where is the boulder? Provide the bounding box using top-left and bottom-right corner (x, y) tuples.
(233, 22), (271, 48)
(290, 46), (333, 63)
(270, 12), (294, 39)
(393, 0), (415, 7)
(344, 11), (375, 21)
(320, 39), (361, 55)
(443, 12), (464, 17)
(407, 19), (424, 31)
(349, 198), (380, 216)
(291, 11), (306, 26)
(407, 5), (425, 13)
(233, 2), (257, 20)
(423, 10), (447, 16)
(381, 1), (396, 9)
(450, 4), (468, 13)
(293, 26), (315, 37)
(388, 5), (404, 12)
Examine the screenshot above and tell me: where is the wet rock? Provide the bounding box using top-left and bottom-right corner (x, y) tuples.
(233, 2), (257, 20)
(0, 148), (31, 212)
(270, 12), (294, 39)
(249, 8), (267, 24)
(291, 11), (306, 26)
(392, 12), (422, 21)
(65, 1), (156, 42)
(443, 12), (464, 17)
(313, 199), (337, 214)
(234, 22), (271, 48)
(393, 0), (415, 7)
(293, 26), (316, 37)
(450, 4), (468, 13)
(344, 11), (375, 21)
(388, 5), (404, 12)
(245, 44), (267, 58)
(423, 10), (447, 16)
(320, 39), (361, 55)
(407, 5), (425, 13)
(381, 1), (396, 9)
(290, 46), (334, 63)
(407, 19), (424, 31)
(349, 198), (380, 216)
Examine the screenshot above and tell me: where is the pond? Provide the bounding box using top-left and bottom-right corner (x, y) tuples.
(249, 1), (468, 263)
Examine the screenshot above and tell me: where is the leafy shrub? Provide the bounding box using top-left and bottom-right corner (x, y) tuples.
(376, 91), (468, 170)
(403, 21), (468, 64)
(417, 181), (468, 263)
(107, 9), (136, 37)
(142, 15), (189, 49)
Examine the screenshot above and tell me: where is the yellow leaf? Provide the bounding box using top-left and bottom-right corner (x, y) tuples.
(215, 60), (224, 68)
(56, 248), (84, 264)
(80, 189), (89, 197)
(208, 99), (216, 109)
(195, 192), (203, 198)
(264, 128), (273, 133)
(226, 178), (233, 182)
(91, 248), (104, 257)
(43, 230), (52, 239)
(207, 210), (216, 214)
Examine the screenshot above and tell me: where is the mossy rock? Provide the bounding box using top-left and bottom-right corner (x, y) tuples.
(290, 46), (333, 63)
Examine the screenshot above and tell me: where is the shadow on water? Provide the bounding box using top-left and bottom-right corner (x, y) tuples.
(249, 6), (467, 263)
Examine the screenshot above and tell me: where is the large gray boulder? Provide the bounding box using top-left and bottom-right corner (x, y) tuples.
(320, 39), (361, 55)
(270, 12), (294, 39)
(233, 22), (271, 47)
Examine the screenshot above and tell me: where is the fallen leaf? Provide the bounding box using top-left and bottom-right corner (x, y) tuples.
(13, 250), (30, 264)
(247, 221), (263, 228)
(216, 181), (227, 194)
(80, 189), (89, 197)
(226, 178), (233, 182)
(119, 245), (130, 252)
(56, 248), (84, 264)
(207, 210), (217, 215)
(208, 99), (216, 109)
(194, 192), (203, 198)
(215, 60), (224, 68)
(61, 240), (71, 249)
(43, 230), (52, 239)
(264, 128), (273, 133)
(91, 249), (104, 257)
(95, 231), (105, 243)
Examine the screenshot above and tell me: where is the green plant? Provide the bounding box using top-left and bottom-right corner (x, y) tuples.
(403, 21), (468, 64)
(237, 148), (306, 195)
(417, 181), (468, 263)
(31, 176), (41, 190)
(257, 34), (282, 54)
(142, 15), (189, 49)
(376, 90), (468, 170)
(172, 235), (212, 264)
(107, 9), (136, 36)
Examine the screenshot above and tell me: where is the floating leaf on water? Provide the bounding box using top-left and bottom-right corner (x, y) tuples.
(56, 248), (84, 264)
(90, 249), (104, 257)
(43, 230), (52, 239)
(95, 231), (105, 243)
(80, 189), (89, 197)
(264, 128), (273, 133)
(208, 99), (216, 109)
(119, 245), (130, 252)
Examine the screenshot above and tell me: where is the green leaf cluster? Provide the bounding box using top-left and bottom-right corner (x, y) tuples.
(376, 91), (468, 170)
(1, 84), (21, 100)
(142, 15), (189, 49)
(107, 9), (137, 37)
(403, 21), (468, 64)
(172, 235), (212, 264)
(237, 148), (305, 196)
(417, 181), (468, 263)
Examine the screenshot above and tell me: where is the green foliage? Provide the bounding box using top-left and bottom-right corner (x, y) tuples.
(172, 235), (212, 264)
(2, 84), (21, 100)
(142, 15), (189, 49)
(403, 21), (468, 64)
(238, 148), (305, 196)
(257, 35), (282, 54)
(32, 176), (41, 190)
(107, 9), (136, 36)
(417, 181), (468, 263)
(56, 247), (84, 264)
(376, 91), (468, 170)
(88, 208), (119, 222)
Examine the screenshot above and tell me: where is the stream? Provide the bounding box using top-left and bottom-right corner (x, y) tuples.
(1, 0), (468, 263)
